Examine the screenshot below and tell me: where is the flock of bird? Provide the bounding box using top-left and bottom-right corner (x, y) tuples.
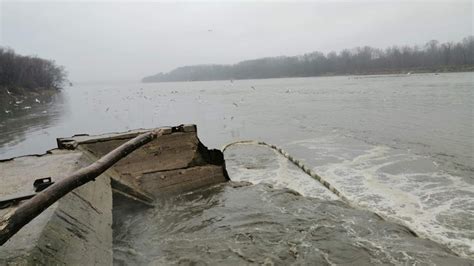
(3, 82), (299, 135)
(3, 88), (44, 114)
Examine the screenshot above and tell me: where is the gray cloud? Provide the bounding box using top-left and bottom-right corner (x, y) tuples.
(1, 1), (472, 82)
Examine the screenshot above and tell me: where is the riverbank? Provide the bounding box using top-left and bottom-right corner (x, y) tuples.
(0, 87), (60, 113)
(342, 65), (474, 76)
(143, 66), (474, 83)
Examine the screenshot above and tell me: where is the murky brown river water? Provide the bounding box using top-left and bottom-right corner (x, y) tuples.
(1, 72), (473, 262)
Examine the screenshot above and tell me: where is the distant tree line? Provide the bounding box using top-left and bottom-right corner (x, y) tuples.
(143, 36), (474, 82)
(0, 47), (66, 90)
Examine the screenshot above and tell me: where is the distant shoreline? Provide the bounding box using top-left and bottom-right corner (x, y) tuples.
(142, 36), (474, 83)
(142, 66), (474, 83)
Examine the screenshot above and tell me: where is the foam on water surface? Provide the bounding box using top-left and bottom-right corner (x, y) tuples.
(1, 73), (472, 261)
(282, 134), (474, 258)
(224, 143), (339, 201)
(113, 182), (472, 265)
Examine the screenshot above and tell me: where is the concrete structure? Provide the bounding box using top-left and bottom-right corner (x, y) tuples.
(0, 125), (228, 265)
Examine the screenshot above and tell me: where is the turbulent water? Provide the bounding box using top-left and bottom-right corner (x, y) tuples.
(1, 72), (473, 260)
(113, 182), (471, 265)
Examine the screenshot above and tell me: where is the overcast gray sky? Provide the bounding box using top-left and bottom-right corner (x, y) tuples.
(1, 1), (472, 82)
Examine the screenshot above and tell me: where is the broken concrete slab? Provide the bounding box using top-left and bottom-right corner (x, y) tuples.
(0, 125), (228, 264)
(59, 125), (229, 199)
(139, 165), (228, 196)
(0, 151), (113, 265)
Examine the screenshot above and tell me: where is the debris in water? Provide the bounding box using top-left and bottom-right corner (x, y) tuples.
(233, 102), (238, 107)
(4, 110), (11, 114)
(23, 106), (31, 110)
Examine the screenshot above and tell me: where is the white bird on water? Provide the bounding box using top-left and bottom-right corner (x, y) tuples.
(5, 110), (11, 114)
(35, 98), (41, 103)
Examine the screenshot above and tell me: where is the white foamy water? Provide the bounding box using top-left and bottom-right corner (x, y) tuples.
(1, 72), (472, 258)
(283, 134), (474, 257)
(223, 143), (339, 201)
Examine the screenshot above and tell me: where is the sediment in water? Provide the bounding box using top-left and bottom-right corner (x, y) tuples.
(0, 125), (228, 264)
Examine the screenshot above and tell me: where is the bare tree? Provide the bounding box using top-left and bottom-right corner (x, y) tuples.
(142, 36), (474, 82)
(0, 47), (67, 91)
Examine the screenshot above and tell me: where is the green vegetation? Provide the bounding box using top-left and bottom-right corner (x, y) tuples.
(143, 36), (474, 82)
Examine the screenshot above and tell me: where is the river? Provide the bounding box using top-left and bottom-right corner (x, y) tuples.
(0, 72), (473, 260)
